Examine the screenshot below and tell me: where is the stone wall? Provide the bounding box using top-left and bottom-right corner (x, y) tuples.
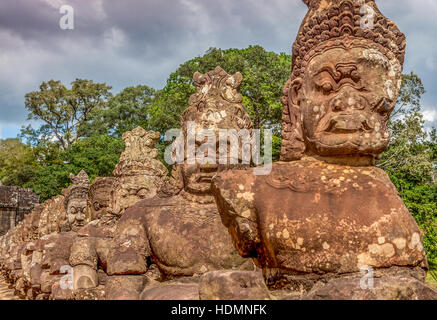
(0, 185), (39, 236)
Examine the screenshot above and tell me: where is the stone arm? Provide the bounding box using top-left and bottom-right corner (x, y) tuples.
(107, 205), (152, 276)
(212, 169), (262, 266)
(69, 236), (99, 290)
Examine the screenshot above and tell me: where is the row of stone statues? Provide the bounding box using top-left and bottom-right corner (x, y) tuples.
(1, 0), (437, 300)
(0, 126), (169, 299)
(0, 66), (263, 300)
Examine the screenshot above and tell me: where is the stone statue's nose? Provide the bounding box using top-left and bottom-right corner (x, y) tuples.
(76, 211), (85, 221)
(332, 91), (365, 112)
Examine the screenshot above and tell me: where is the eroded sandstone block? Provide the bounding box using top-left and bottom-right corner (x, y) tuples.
(105, 275), (147, 300)
(199, 270), (271, 300)
(302, 275), (437, 300)
(140, 284), (200, 300)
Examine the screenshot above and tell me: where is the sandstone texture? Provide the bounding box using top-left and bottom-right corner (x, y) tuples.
(199, 270), (271, 300)
(106, 67), (254, 297)
(1, 0), (436, 302)
(211, 0), (436, 299)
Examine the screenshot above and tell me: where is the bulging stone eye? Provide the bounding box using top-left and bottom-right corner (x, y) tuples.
(93, 202), (100, 211)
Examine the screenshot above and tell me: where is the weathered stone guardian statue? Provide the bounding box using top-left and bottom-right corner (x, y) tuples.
(212, 0), (437, 299)
(69, 177), (116, 295)
(106, 67), (255, 300)
(109, 127), (168, 217)
(40, 171), (90, 300)
(69, 128), (170, 299)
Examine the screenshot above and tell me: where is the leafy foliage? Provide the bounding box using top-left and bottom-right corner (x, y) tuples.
(22, 79), (112, 149)
(0, 139), (38, 186)
(18, 135), (124, 201)
(83, 85), (156, 138)
(149, 46), (291, 134)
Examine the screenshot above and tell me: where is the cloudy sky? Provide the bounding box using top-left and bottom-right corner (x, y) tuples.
(0, 0), (436, 139)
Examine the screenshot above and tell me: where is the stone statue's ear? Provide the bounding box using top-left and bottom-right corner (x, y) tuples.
(289, 78), (303, 107)
(231, 72), (243, 87)
(280, 77), (306, 161)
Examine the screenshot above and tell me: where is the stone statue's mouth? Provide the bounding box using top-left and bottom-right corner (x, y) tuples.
(321, 112), (373, 134)
(195, 173), (215, 183)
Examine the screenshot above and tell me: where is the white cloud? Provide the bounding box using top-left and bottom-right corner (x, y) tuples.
(103, 27), (127, 49)
(423, 108), (437, 123)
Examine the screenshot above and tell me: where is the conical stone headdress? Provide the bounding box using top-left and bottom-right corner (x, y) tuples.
(63, 170), (90, 209)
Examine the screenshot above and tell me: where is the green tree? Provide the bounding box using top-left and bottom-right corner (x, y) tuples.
(21, 79), (112, 150)
(149, 46), (291, 135)
(24, 135), (124, 201)
(0, 139), (38, 186)
(378, 72), (436, 265)
(83, 85), (156, 137)
(378, 72), (434, 182)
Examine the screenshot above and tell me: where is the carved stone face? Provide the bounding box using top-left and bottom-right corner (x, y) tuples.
(296, 47), (401, 157)
(89, 179), (114, 220)
(110, 176), (156, 216)
(181, 114), (219, 194)
(178, 67), (252, 195)
(67, 197), (88, 231)
(182, 163), (218, 194)
(180, 106), (246, 195)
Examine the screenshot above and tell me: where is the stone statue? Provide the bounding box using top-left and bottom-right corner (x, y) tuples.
(34, 171), (90, 299)
(89, 177), (116, 221)
(106, 67), (255, 300)
(109, 127), (168, 217)
(212, 0), (437, 299)
(69, 177), (116, 295)
(64, 170), (91, 231)
(68, 127), (170, 298)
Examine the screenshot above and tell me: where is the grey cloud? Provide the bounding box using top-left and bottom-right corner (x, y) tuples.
(0, 0), (436, 137)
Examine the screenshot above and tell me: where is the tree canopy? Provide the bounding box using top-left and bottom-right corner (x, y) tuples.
(22, 79), (112, 149)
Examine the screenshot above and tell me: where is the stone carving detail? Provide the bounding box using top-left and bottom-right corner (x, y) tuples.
(1, 1), (436, 301)
(67, 129), (169, 297)
(89, 177), (116, 221)
(68, 177), (117, 294)
(0, 185), (39, 236)
(64, 171), (91, 232)
(106, 67), (255, 300)
(0, 124), (171, 300)
(110, 128), (168, 217)
(281, 0), (405, 161)
(212, 0), (437, 300)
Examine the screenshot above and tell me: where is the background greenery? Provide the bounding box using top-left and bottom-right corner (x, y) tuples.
(0, 45), (436, 267)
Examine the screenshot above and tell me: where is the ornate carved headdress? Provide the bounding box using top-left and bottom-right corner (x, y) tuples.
(281, 0), (406, 160)
(64, 170), (90, 209)
(181, 66), (253, 134)
(89, 177), (115, 195)
(113, 127), (167, 178)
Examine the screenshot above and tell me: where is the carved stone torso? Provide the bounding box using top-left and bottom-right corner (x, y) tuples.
(138, 193), (249, 277)
(214, 159), (427, 280)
